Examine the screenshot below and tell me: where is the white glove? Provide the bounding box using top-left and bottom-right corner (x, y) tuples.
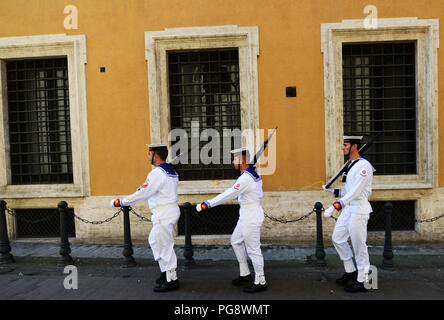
(322, 185), (335, 193)
(196, 201), (209, 213)
(324, 205), (334, 218)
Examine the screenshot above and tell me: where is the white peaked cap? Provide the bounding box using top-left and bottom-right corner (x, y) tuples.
(146, 143), (168, 149)
(343, 136), (363, 141)
(230, 147), (249, 155)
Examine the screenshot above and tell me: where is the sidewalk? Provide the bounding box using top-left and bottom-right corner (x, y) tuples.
(7, 240), (444, 261)
(1, 241), (444, 300)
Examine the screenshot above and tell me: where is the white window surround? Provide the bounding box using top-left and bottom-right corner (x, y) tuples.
(321, 18), (439, 190)
(0, 34), (90, 198)
(145, 25), (260, 194)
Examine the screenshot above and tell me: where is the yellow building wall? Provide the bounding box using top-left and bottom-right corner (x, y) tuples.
(0, 0), (443, 196)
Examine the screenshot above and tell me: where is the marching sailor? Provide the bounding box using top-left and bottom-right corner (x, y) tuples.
(323, 136), (375, 293)
(196, 148), (267, 293)
(111, 143), (180, 292)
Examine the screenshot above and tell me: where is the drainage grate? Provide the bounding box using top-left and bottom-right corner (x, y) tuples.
(15, 208), (76, 238)
(368, 200), (415, 231)
(178, 204), (239, 235)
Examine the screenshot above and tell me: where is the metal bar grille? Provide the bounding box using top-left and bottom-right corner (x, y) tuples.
(342, 42), (417, 175)
(168, 49), (241, 180)
(15, 208), (76, 238)
(368, 201), (415, 231)
(178, 204), (239, 235)
(6, 58), (73, 184)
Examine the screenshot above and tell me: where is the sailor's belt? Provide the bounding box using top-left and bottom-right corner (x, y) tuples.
(152, 203), (179, 215)
(349, 199), (369, 207)
(240, 202), (261, 210)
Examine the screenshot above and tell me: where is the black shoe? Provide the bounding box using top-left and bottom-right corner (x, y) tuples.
(155, 272), (166, 285)
(336, 271), (358, 286)
(344, 280), (368, 293)
(153, 279), (180, 292)
(243, 283), (267, 293)
(232, 274), (253, 286)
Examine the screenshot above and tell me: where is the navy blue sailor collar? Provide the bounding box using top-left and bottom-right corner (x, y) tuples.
(157, 163), (179, 178)
(242, 167), (261, 181)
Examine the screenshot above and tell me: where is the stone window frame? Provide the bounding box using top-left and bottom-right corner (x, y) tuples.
(0, 34), (90, 198)
(321, 18), (439, 190)
(145, 25), (260, 194)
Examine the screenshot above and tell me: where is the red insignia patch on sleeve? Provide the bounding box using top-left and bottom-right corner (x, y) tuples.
(141, 179), (149, 188)
(234, 184), (240, 190)
(360, 170), (367, 177)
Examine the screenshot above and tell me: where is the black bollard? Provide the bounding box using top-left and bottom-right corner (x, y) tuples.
(183, 202), (195, 267)
(0, 200), (15, 264)
(382, 202), (394, 269)
(121, 206), (137, 268)
(314, 202), (326, 267)
(57, 201), (74, 267)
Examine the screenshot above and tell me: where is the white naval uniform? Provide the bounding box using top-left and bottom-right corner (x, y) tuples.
(206, 168), (265, 284)
(332, 157), (375, 283)
(120, 163), (180, 275)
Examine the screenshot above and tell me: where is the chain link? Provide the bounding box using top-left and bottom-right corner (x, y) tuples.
(264, 209), (316, 224)
(415, 213), (444, 223)
(73, 209), (122, 225)
(129, 208), (152, 222)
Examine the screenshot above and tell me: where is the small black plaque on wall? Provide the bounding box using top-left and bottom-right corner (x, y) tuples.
(286, 86), (296, 97)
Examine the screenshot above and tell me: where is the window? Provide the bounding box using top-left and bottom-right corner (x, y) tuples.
(145, 26), (260, 193)
(321, 18), (439, 189)
(168, 49), (241, 180)
(0, 34), (90, 198)
(15, 208), (76, 238)
(342, 42), (417, 175)
(178, 204), (239, 235)
(7, 58), (73, 184)
(368, 201), (415, 231)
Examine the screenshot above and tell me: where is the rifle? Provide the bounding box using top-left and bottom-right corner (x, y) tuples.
(324, 133), (380, 189)
(253, 127), (277, 166)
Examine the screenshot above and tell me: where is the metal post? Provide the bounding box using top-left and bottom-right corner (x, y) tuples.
(121, 206), (137, 268)
(183, 202), (195, 267)
(382, 202), (394, 269)
(0, 200), (14, 264)
(314, 202), (326, 267)
(57, 201), (74, 267)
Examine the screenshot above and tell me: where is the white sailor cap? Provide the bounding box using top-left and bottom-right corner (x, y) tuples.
(343, 136), (363, 143)
(146, 143), (168, 151)
(231, 147), (251, 161)
(230, 147), (249, 155)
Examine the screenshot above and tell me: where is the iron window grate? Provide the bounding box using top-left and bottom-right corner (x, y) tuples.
(6, 58), (73, 184)
(178, 204), (239, 235)
(15, 208), (76, 238)
(368, 201), (415, 231)
(342, 42), (417, 175)
(168, 49), (241, 181)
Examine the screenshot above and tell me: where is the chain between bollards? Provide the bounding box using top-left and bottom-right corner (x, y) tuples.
(121, 206), (137, 268)
(183, 202), (195, 267)
(314, 202), (326, 267)
(57, 201), (74, 268)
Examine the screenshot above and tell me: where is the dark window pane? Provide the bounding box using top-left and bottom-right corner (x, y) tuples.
(342, 42), (417, 175)
(6, 57), (73, 184)
(168, 49), (241, 180)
